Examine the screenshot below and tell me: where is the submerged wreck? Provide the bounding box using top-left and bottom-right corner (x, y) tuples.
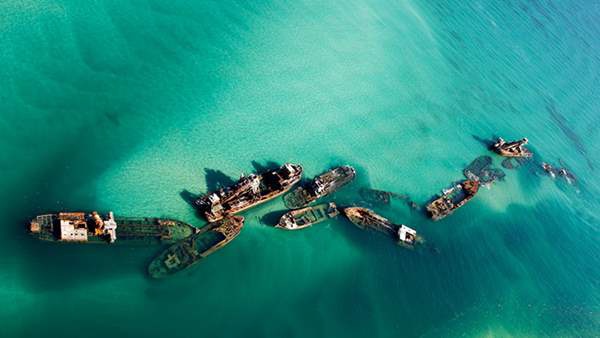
(359, 188), (392, 205)
(541, 162), (577, 184)
(343, 207), (419, 248)
(276, 202), (339, 230)
(148, 216), (244, 279)
(284, 165), (356, 209)
(358, 188), (420, 210)
(29, 211), (197, 245)
(492, 137), (532, 158)
(426, 180), (479, 221)
(463, 155), (505, 184)
(195, 163), (303, 222)
(541, 162), (557, 178)
(557, 168), (577, 184)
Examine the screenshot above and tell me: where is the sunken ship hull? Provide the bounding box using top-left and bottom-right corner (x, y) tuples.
(148, 216), (244, 279)
(276, 202), (339, 230)
(195, 163), (303, 222)
(284, 165), (356, 209)
(29, 212), (197, 245)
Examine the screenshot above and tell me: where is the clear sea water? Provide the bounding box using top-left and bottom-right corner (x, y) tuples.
(1, 1), (599, 337)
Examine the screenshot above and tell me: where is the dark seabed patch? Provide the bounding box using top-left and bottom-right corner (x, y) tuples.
(546, 100), (594, 170)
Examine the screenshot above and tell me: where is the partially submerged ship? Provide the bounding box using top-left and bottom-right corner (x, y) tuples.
(492, 137), (532, 158)
(343, 207), (419, 248)
(195, 163), (303, 222)
(29, 211), (197, 244)
(276, 202), (339, 230)
(426, 180), (480, 221)
(148, 216), (244, 279)
(284, 165), (356, 209)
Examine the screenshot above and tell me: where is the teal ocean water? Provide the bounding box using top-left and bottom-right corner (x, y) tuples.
(1, 1), (599, 337)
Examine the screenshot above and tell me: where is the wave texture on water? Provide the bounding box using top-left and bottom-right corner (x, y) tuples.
(1, 1), (599, 337)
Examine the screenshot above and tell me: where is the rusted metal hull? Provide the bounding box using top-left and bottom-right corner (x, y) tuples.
(426, 180), (479, 221)
(29, 213), (197, 245)
(148, 216), (244, 279)
(196, 163), (303, 222)
(276, 203), (339, 230)
(284, 166), (355, 209)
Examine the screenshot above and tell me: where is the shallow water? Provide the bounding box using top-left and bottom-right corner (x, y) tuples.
(1, 1), (599, 337)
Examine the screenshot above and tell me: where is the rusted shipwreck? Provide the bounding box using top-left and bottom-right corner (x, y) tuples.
(426, 180), (479, 221)
(148, 216), (245, 279)
(343, 207), (419, 248)
(276, 202), (339, 230)
(284, 165), (356, 209)
(195, 163), (303, 222)
(492, 137), (532, 158)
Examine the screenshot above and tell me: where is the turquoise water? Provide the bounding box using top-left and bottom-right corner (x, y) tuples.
(1, 1), (599, 337)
